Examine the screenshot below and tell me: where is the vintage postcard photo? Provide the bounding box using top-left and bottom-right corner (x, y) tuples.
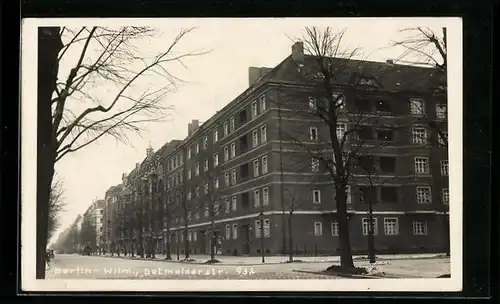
(21, 17), (462, 292)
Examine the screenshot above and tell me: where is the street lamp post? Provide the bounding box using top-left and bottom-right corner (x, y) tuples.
(367, 188), (376, 264)
(259, 212), (265, 263)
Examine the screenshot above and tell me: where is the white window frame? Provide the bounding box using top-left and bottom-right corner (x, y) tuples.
(253, 159), (260, 177)
(438, 131), (448, 146)
(440, 160), (449, 176)
(442, 188), (449, 205)
(436, 104), (447, 120)
(187, 190), (192, 200)
(311, 158), (320, 172)
(223, 121), (229, 136)
(314, 221), (323, 236)
(383, 217), (399, 236)
(230, 142), (236, 158)
(214, 176), (219, 189)
(252, 130), (259, 147)
(414, 157), (430, 174)
(232, 224), (238, 240)
(225, 198), (230, 213)
(346, 185), (351, 204)
(214, 201), (220, 215)
(362, 218), (378, 236)
(310, 127), (318, 140)
(224, 146), (229, 161)
(308, 96), (317, 111)
(225, 224), (231, 240)
(416, 186), (432, 204)
(261, 125), (267, 143)
(412, 220), (428, 235)
(213, 129), (219, 143)
(232, 196), (237, 211)
(412, 127), (428, 144)
(336, 123), (347, 140)
(187, 168), (192, 180)
(195, 186), (200, 198)
(312, 190), (321, 204)
(195, 143), (200, 154)
(193, 230), (198, 241)
(195, 163), (200, 176)
(204, 205), (209, 217)
(231, 169), (237, 185)
(204, 159), (209, 172)
(230, 117), (235, 132)
(331, 221), (339, 236)
(251, 101), (258, 118)
(410, 98), (425, 116)
(262, 156), (268, 174)
(203, 136), (208, 150)
(254, 189), (260, 207)
(187, 231), (192, 242)
(204, 182), (209, 194)
(224, 172), (230, 187)
(262, 187), (269, 206)
(255, 220), (262, 238)
(187, 147), (192, 160)
(214, 153), (219, 167)
(260, 95), (266, 112)
(263, 219), (271, 237)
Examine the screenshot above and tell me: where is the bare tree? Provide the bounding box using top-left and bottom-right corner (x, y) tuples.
(36, 26), (207, 278)
(48, 178), (66, 242)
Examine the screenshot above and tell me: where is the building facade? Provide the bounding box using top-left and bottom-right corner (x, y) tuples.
(105, 42), (449, 257)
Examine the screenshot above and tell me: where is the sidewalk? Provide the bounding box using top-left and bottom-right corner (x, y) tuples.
(99, 252), (448, 266)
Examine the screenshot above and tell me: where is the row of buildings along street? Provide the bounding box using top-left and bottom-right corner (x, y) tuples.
(57, 41), (449, 260)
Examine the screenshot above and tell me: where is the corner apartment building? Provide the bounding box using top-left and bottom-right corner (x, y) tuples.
(107, 41), (449, 256)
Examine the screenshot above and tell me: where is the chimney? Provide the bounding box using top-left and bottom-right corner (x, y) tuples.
(248, 67), (273, 86)
(136, 163), (140, 170)
(386, 59), (394, 65)
(146, 142), (154, 159)
(188, 122), (193, 136)
(191, 119), (199, 134)
(291, 42), (304, 65)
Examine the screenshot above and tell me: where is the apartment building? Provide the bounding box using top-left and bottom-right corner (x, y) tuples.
(107, 41), (449, 257)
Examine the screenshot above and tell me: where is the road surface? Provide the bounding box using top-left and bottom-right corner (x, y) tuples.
(46, 254), (339, 280)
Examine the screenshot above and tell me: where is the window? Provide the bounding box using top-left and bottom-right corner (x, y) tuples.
(357, 155), (375, 172)
(384, 218), (399, 235)
(195, 212), (200, 220)
(416, 186), (432, 204)
(230, 143), (236, 158)
(214, 201), (220, 215)
(379, 156), (396, 173)
(214, 176), (219, 189)
(195, 143), (200, 154)
(310, 127), (318, 140)
(436, 104), (447, 120)
(262, 156), (268, 174)
(195, 186), (200, 198)
(311, 158), (320, 172)
(253, 159), (260, 177)
(413, 220), (428, 235)
(440, 160), (449, 176)
(442, 188), (449, 205)
(356, 126), (373, 140)
(204, 159), (209, 172)
(204, 182), (209, 194)
(255, 220), (262, 238)
(331, 221), (339, 236)
(232, 196), (237, 211)
(410, 98), (425, 116)
(263, 219), (271, 237)
(187, 190), (192, 200)
(375, 100), (392, 113)
(336, 123), (347, 140)
(187, 168), (192, 180)
(195, 163), (200, 176)
(262, 187), (269, 206)
(314, 221), (323, 236)
(225, 225), (231, 240)
(354, 99), (372, 113)
(412, 127), (428, 144)
(224, 146), (229, 161)
(308, 96), (317, 111)
(202, 136), (208, 150)
(254, 190), (260, 207)
(381, 187), (398, 203)
(313, 190), (321, 204)
(225, 198), (230, 213)
(231, 169), (237, 185)
(438, 132), (448, 146)
(232, 224), (238, 239)
(187, 231), (192, 242)
(362, 218), (378, 236)
(193, 230), (198, 241)
(187, 147), (192, 160)
(204, 205), (209, 217)
(223, 121), (229, 136)
(252, 101), (258, 118)
(414, 157), (430, 174)
(260, 125), (267, 143)
(224, 172), (230, 187)
(377, 129), (393, 141)
(260, 95), (266, 112)
(346, 185), (351, 204)
(230, 117), (235, 132)
(180, 231), (184, 242)
(213, 129), (219, 143)
(214, 153), (219, 167)
(240, 163), (249, 179)
(252, 130), (259, 147)
(239, 110), (247, 123)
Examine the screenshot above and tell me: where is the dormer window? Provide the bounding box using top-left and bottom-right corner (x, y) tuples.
(359, 78), (375, 86)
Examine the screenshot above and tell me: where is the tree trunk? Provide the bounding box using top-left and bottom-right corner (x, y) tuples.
(210, 221), (216, 261)
(336, 186), (355, 269)
(288, 213), (294, 262)
(36, 27), (62, 279)
(184, 223), (190, 259)
(165, 224), (172, 260)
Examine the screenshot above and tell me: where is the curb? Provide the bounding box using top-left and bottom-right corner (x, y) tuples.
(292, 269), (381, 279)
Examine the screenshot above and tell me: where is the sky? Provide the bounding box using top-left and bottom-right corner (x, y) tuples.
(45, 18), (453, 245)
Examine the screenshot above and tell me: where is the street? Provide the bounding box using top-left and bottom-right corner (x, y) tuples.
(46, 254), (339, 280)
